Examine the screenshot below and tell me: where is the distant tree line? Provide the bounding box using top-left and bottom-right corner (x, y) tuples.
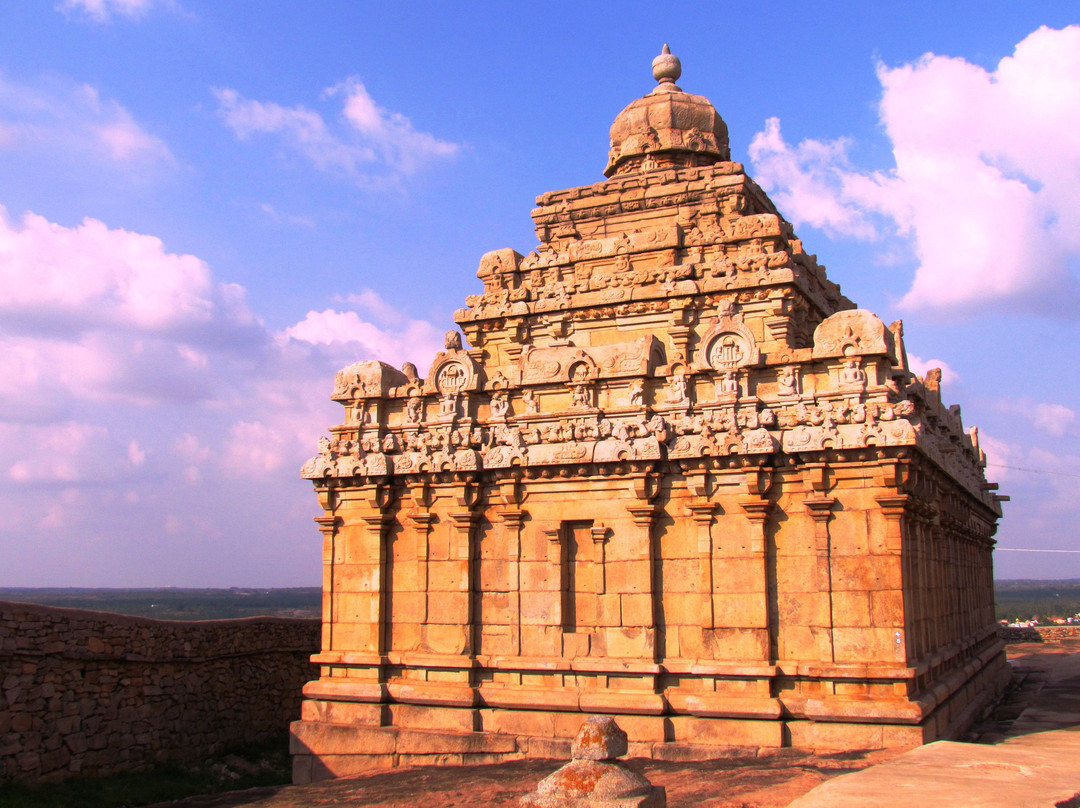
(994, 579), (1080, 623)
(3, 582), (1079, 624)
(0, 587), (321, 621)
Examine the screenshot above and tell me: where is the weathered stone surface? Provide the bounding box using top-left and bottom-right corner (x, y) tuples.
(520, 718), (665, 807)
(571, 716), (628, 761)
(0, 601), (318, 783)
(295, 45), (1005, 781)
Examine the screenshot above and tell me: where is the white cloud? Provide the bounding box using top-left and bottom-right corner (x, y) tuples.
(127, 440), (146, 466)
(1033, 403), (1076, 437)
(749, 25), (1080, 315)
(0, 205), (446, 583)
(2, 421), (120, 484)
(994, 399), (1078, 439)
(284, 308), (442, 370)
(976, 430), (1012, 484)
(57, 0), (169, 22)
(0, 75), (172, 166)
(748, 119), (877, 240)
(0, 207), (264, 413)
(907, 355), (958, 386)
(0, 208), (250, 334)
(329, 77), (460, 174)
(258, 203), (315, 229)
(214, 78), (459, 186)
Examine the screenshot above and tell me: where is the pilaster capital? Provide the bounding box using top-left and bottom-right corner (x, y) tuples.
(590, 524), (611, 544)
(448, 511), (480, 532)
(738, 498), (772, 524)
(409, 511), (437, 529)
(627, 505), (658, 528)
(498, 508), (526, 530)
(875, 494), (910, 520)
(804, 496), (837, 524)
(359, 513), (392, 531)
(687, 502), (718, 526)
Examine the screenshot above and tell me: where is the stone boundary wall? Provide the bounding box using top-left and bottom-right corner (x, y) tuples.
(0, 600), (319, 782)
(998, 624), (1080, 643)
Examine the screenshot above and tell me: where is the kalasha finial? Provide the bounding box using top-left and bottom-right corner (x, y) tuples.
(651, 43), (682, 90)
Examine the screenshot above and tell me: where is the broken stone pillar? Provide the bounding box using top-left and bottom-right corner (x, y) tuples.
(520, 716), (666, 807)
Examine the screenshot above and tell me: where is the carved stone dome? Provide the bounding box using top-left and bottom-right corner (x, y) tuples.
(605, 45), (731, 178)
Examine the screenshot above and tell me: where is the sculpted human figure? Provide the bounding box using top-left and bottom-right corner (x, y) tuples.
(405, 395), (422, 424)
(628, 379), (644, 406)
(523, 389), (539, 414)
(777, 366), (799, 397)
(717, 370), (738, 397)
(668, 372), (688, 404)
(491, 391), (509, 419)
(572, 383), (592, 409)
(841, 358), (867, 390)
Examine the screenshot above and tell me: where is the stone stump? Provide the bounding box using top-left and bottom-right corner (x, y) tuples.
(520, 716), (666, 807)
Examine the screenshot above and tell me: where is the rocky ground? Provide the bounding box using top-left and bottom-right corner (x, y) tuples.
(147, 638), (1078, 808)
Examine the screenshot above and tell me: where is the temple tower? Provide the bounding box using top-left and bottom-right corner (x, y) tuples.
(291, 47), (1007, 783)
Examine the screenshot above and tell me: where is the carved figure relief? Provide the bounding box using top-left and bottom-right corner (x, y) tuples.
(439, 392), (460, 419)
(840, 358), (867, 392)
(667, 373), (689, 405)
(570, 382), (594, 409)
(716, 370), (739, 398)
(405, 396), (423, 424)
(523, 389), (540, 414)
(490, 391), (510, 420)
(707, 335), (745, 369)
(777, 366), (799, 397)
(436, 362), (468, 394)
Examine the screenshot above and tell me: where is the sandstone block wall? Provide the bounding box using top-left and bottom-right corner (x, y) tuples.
(0, 601), (319, 782)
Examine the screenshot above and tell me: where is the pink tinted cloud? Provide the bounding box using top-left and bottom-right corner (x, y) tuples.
(214, 78), (459, 186)
(749, 25), (1080, 314)
(0, 76), (172, 167)
(0, 206), (447, 584)
(57, 0), (168, 22)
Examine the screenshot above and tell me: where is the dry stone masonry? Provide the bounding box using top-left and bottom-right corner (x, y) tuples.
(293, 47), (1008, 782)
(0, 601), (318, 782)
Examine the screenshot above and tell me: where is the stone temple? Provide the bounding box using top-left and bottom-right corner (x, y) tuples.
(291, 47), (1008, 782)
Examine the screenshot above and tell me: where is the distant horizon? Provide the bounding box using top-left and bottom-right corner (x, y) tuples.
(3, 578), (1080, 590)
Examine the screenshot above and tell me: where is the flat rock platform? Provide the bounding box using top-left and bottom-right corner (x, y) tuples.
(790, 636), (1080, 807)
(151, 638), (1080, 808)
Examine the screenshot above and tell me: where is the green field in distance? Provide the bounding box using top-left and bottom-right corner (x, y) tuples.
(0, 587), (320, 621)
(2, 581), (1079, 623)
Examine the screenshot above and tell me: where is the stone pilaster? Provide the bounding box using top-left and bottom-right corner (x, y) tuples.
(737, 494), (773, 663)
(448, 510), (480, 656)
(313, 513), (338, 654)
(626, 503), (659, 661)
(499, 507), (526, 655)
(409, 511), (437, 625)
(804, 496), (836, 662)
(687, 503), (718, 629)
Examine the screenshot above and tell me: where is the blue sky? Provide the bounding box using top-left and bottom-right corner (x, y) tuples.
(0, 1), (1078, 586)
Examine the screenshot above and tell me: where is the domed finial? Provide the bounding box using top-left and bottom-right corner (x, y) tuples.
(651, 44), (682, 92)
